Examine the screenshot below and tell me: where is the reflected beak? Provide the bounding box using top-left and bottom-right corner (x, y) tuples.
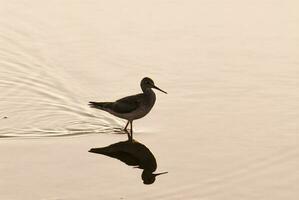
(154, 171), (168, 176)
(152, 85), (167, 94)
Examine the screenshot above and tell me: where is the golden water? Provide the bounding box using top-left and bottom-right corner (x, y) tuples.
(0, 0), (298, 199)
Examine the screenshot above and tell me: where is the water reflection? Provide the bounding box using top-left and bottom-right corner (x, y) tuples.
(89, 140), (167, 184)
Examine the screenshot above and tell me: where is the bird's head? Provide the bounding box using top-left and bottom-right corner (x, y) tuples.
(141, 77), (167, 94)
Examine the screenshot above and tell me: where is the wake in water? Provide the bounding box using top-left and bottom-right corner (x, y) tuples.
(0, 26), (123, 138)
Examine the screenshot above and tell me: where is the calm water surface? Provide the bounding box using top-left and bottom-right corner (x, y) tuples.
(0, 0), (298, 199)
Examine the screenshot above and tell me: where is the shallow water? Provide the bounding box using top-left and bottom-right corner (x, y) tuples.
(0, 0), (299, 199)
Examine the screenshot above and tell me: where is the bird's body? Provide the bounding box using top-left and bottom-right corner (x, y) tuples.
(89, 91), (156, 121)
(89, 77), (166, 141)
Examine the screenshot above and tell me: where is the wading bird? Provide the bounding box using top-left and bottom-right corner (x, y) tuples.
(89, 77), (167, 141)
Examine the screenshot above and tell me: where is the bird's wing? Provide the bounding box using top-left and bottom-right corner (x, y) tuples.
(111, 93), (143, 114)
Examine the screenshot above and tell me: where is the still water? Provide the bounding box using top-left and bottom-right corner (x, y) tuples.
(0, 0), (298, 199)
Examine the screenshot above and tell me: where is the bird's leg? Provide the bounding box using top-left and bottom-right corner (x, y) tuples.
(123, 120), (129, 131)
(130, 120), (133, 141)
(126, 121), (133, 142)
(124, 120), (132, 141)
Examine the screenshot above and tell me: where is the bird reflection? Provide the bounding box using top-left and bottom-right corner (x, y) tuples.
(89, 140), (167, 184)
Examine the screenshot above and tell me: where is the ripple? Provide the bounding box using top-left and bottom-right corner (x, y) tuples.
(0, 27), (122, 138)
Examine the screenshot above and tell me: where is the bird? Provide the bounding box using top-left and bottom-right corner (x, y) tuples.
(89, 77), (167, 141)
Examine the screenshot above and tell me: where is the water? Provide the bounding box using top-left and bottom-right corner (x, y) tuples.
(0, 0), (298, 199)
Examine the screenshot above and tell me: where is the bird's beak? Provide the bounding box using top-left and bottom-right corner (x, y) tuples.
(152, 85), (167, 94)
(154, 171), (168, 176)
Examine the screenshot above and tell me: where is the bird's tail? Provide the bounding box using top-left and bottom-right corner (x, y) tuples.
(88, 101), (110, 110)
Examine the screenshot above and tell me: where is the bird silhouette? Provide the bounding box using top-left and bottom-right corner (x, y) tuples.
(89, 77), (167, 141)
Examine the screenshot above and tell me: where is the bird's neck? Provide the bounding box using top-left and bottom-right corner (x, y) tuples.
(142, 88), (156, 107)
(142, 87), (154, 95)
